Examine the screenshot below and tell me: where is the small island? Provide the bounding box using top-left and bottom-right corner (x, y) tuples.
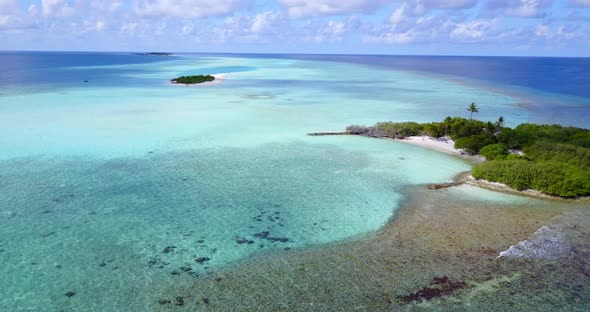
(312, 103), (590, 198)
(135, 52), (174, 56)
(170, 75), (216, 85)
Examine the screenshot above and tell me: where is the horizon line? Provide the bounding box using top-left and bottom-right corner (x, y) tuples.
(0, 49), (588, 59)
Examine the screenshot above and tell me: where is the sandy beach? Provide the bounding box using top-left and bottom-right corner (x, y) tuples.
(395, 136), (485, 163)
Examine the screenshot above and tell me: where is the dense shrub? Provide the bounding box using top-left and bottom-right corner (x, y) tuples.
(373, 122), (423, 138)
(473, 160), (590, 197)
(454, 133), (496, 154)
(524, 141), (590, 169)
(480, 143), (508, 160)
(422, 122), (445, 138)
(451, 120), (487, 140)
(496, 128), (523, 149)
(511, 124), (590, 148)
(505, 153), (526, 160)
(346, 125), (370, 135)
(171, 75), (215, 84)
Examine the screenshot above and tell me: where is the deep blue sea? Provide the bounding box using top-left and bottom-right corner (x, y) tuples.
(0, 52), (588, 311)
(282, 54), (590, 99)
(3, 52), (590, 98)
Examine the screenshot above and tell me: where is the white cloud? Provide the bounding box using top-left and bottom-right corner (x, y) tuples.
(120, 22), (138, 35)
(389, 4), (408, 25)
(535, 24), (576, 40)
(279, 0), (391, 18)
(90, 1), (124, 13)
(415, 0), (476, 10)
(310, 20), (348, 42)
(365, 31), (416, 44)
(450, 20), (494, 41)
(28, 4), (38, 16)
(250, 11), (282, 34)
(42, 0), (76, 18)
(488, 0), (553, 18)
(0, 0), (38, 31)
(135, 0), (251, 18)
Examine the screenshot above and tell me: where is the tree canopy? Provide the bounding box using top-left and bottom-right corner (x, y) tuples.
(171, 75), (215, 84)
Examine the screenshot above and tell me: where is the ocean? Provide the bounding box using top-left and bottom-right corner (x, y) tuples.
(0, 52), (588, 311)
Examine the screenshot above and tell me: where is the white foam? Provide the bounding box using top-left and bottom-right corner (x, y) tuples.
(498, 226), (570, 260)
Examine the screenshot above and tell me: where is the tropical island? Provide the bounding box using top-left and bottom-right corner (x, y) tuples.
(135, 52), (174, 56)
(170, 75), (216, 85)
(318, 103), (590, 198)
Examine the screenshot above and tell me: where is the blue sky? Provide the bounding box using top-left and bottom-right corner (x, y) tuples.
(0, 0), (589, 56)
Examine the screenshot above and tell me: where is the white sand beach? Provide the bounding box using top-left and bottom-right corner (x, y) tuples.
(395, 136), (485, 162)
(399, 136), (460, 155)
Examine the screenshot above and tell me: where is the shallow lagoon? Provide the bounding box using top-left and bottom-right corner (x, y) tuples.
(0, 53), (588, 310)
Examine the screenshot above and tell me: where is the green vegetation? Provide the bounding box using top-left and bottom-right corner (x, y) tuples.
(171, 75), (215, 84)
(479, 144), (509, 160)
(467, 102), (479, 120)
(344, 103), (590, 198)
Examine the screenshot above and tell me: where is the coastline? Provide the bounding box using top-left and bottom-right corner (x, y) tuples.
(390, 135), (589, 202)
(171, 185), (590, 311)
(160, 133), (590, 310)
(390, 135), (485, 163)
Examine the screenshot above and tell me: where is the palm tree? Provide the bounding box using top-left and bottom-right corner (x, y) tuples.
(495, 116), (505, 132)
(467, 102), (479, 120)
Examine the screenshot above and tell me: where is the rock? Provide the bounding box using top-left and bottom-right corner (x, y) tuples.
(158, 299), (171, 305)
(236, 237), (255, 244)
(98, 262), (106, 267)
(203, 298), (210, 304)
(267, 237), (289, 243)
(65, 291), (76, 297)
(195, 257), (210, 264)
(162, 246), (176, 253)
(398, 276), (467, 303)
(180, 266), (192, 272)
(253, 231), (270, 238)
(426, 182), (464, 190)
(41, 231), (56, 238)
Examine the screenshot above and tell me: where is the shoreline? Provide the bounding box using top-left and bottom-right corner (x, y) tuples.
(389, 135), (485, 163)
(175, 185), (589, 310)
(380, 135), (588, 202)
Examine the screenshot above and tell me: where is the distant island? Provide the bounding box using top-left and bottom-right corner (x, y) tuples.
(135, 52), (174, 56)
(314, 103), (590, 198)
(170, 75), (215, 85)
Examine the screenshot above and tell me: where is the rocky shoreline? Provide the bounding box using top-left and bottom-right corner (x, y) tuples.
(167, 185), (589, 311)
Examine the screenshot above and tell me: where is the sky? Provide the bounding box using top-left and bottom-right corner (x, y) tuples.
(0, 0), (589, 56)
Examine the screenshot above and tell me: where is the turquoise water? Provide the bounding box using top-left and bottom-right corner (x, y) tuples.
(0, 53), (587, 310)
